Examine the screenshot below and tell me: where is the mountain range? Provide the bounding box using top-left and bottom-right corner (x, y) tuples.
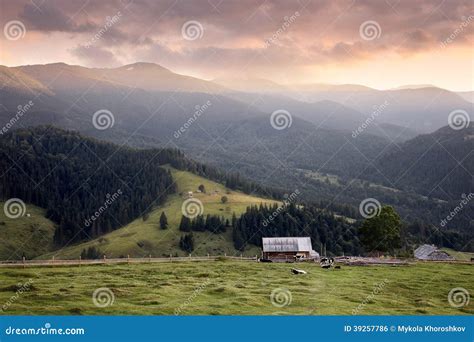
(0, 62), (472, 242)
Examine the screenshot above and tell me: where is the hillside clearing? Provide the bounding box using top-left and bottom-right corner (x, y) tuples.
(0, 261), (472, 315)
(38, 167), (279, 259)
(0, 202), (56, 260)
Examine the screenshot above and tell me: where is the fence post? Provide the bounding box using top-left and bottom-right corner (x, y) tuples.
(22, 256), (25, 269)
(149, 254), (151, 262)
(169, 254), (172, 262)
(103, 254), (106, 264)
(240, 254), (242, 260)
(224, 253), (226, 257)
(255, 255), (258, 262)
(52, 255), (55, 266)
(189, 253), (191, 259)
(127, 254), (130, 264)
(207, 253), (210, 259)
(79, 255), (81, 267)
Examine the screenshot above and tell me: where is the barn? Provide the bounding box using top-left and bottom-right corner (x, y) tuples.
(414, 244), (454, 261)
(262, 237), (319, 261)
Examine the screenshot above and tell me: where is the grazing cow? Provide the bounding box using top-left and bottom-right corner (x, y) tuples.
(320, 257), (334, 269)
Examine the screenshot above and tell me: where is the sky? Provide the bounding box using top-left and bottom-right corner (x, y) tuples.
(0, 0), (473, 91)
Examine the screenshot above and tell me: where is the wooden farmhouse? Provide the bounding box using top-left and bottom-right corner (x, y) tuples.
(262, 237), (319, 261)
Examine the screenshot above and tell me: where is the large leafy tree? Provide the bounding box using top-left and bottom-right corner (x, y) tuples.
(359, 205), (401, 254)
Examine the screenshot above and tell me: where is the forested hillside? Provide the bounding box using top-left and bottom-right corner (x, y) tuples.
(373, 124), (473, 199)
(0, 126), (283, 248)
(233, 203), (361, 256)
(0, 126), (177, 244)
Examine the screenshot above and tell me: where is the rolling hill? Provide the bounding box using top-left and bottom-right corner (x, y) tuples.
(0, 201), (57, 260)
(215, 76), (473, 134)
(38, 167), (279, 259)
(12, 62), (226, 94)
(0, 126), (179, 245)
(281, 85), (472, 134)
(0, 127), (286, 260)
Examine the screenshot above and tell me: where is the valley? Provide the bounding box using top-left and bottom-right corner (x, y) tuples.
(1, 63), (471, 240)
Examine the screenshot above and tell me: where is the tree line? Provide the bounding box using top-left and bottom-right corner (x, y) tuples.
(179, 214), (230, 233)
(0, 126), (286, 247)
(0, 127), (177, 245)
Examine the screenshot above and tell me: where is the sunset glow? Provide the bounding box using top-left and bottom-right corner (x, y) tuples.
(1, 0), (473, 90)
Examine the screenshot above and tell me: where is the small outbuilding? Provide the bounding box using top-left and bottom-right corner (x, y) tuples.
(414, 244), (454, 261)
(262, 237), (319, 261)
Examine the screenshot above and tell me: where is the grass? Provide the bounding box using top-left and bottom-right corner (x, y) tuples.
(39, 166), (279, 259)
(0, 261), (472, 315)
(302, 170), (341, 186)
(441, 248), (474, 261)
(0, 202), (56, 260)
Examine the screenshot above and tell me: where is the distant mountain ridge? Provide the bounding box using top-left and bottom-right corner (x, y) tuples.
(11, 62), (227, 94)
(1, 62), (472, 134)
(0, 62), (472, 230)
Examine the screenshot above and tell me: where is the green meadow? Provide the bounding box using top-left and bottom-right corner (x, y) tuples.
(0, 261), (472, 315)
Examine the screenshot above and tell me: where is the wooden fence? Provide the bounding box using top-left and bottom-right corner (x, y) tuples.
(0, 254), (259, 268)
(1, 255), (471, 268)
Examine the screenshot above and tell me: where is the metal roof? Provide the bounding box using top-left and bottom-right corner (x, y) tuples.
(414, 244), (438, 259)
(262, 237), (312, 252)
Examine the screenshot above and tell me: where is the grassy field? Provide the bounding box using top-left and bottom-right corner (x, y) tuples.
(0, 261), (472, 315)
(0, 202), (56, 260)
(441, 248), (474, 261)
(39, 167), (278, 259)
